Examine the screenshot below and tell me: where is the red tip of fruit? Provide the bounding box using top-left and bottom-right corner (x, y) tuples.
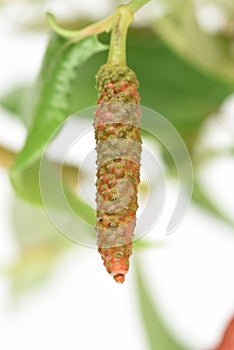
(113, 274), (125, 284)
(215, 317), (234, 350)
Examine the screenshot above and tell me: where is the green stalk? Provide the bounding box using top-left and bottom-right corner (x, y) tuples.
(46, 0), (152, 41)
(46, 12), (114, 39)
(107, 6), (133, 66)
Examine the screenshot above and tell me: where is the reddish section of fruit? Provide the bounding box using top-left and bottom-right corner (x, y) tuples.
(215, 317), (234, 350)
(96, 64), (140, 105)
(95, 64), (141, 283)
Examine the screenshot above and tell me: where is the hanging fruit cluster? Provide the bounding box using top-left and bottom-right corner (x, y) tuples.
(94, 63), (142, 283)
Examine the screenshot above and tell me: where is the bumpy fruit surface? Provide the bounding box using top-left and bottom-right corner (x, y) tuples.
(94, 64), (142, 283)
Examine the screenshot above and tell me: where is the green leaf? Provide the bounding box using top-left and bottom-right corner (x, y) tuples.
(69, 29), (233, 151)
(135, 261), (191, 350)
(5, 28), (234, 213)
(192, 179), (234, 228)
(0, 86), (30, 125)
(152, 1), (234, 83)
(11, 196), (70, 248)
(204, 0), (234, 17)
(10, 157), (96, 226)
(3, 29), (233, 155)
(9, 33), (106, 225)
(133, 239), (163, 251)
(6, 196), (72, 297)
(128, 31), (233, 149)
(12, 34), (107, 172)
(9, 246), (58, 297)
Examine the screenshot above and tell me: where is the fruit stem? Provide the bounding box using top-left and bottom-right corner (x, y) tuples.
(107, 5), (133, 66)
(46, 0), (151, 41)
(46, 12), (114, 39)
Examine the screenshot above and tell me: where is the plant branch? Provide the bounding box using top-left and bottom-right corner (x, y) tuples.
(46, 0), (152, 41)
(46, 12), (114, 39)
(107, 5), (133, 65)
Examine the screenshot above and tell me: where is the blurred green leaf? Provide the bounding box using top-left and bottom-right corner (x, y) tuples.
(133, 239), (163, 251)
(204, 0), (234, 16)
(0, 86), (30, 125)
(63, 186), (96, 226)
(194, 147), (234, 165)
(2, 29), (233, 155)
(0, 142), (96, 226)
(8, 196), (72, 297)
(9, 247), (56, 297)
(10, 157), (96, 226)
(9, 33), (104, 224)
(152, 1), (234, 83)
(135, 261), (190, 350)
(11, 34), (107, 172)
(192, 179), (234, 228)
(11, 196), (70, 248)
(69, 29), (233, 151)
